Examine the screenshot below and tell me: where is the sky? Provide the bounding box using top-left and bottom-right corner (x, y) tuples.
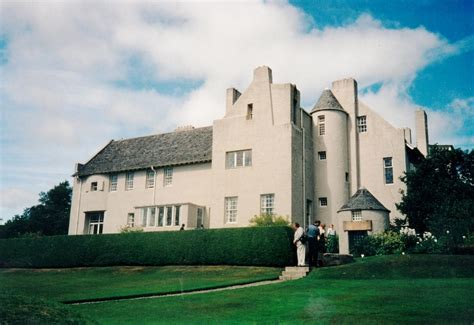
(0, 0), (473, 222)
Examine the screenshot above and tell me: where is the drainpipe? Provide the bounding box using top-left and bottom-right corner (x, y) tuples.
(75, 177), (83, 235)
(300, 106), (306, 229)
(151, 166), (157, 206)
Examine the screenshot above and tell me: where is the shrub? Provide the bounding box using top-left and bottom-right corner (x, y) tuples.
(0, 226), (295, 268)
(352, 231), (405, 257)
(326, 235), (339, 253)
(249, 214), (290, 227)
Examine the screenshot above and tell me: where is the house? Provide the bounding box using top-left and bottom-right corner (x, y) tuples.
(68, 66), (428, 254)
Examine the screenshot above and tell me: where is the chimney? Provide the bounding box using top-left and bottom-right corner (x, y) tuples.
(253, 66), (273, 84)
(403, 127), (412, 145)
(226, 88), (241, 114)
(415, 109), (429, 157)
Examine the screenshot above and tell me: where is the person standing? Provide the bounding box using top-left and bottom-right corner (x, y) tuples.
(327, 224), (336, 237)
(317, 223), (326, 267)
(306, 221), (320, 267)
(293, 223), (306, 267)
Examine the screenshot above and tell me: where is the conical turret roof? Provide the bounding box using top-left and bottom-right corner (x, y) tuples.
(338, 187), (390, 212)
(310, 89), (346, 114)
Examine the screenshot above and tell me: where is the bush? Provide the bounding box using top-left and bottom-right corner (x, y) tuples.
(352, 231), (405, 257)
(0, 226), (295, 268)
(249, 214), (290, 227)
(326, 235), (339, 253)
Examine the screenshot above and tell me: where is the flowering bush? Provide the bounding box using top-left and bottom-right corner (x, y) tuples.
(351, 227), (472, 257)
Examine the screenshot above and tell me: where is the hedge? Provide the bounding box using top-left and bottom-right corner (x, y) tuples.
(0, 226), (296, 268)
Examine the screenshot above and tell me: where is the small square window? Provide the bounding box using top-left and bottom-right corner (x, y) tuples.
(319, 197), (328, 207)
(91, 182), (98, 192)
(260, 194), (275, 215)
(318, 151), (327, 160)
(352, 210), (362, 221)
(357, 116), (367, 133)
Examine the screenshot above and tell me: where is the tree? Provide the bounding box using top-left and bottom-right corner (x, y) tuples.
(0, 181), (72, 238)
(397, 147), (473, 242)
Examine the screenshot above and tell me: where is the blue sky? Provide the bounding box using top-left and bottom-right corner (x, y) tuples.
(0, 0), (472, 222)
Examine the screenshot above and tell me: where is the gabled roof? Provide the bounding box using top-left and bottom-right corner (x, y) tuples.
(76, 126), (213, 177)
(310, 89), (347, 114)
(338, 187), (390, 212)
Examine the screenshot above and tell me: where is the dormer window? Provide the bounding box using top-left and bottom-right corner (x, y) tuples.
(247, 104), (253, 120)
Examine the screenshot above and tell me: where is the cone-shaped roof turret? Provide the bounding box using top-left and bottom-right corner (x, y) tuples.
(310, 89), (346, 114)
(338, 187), (390, 212)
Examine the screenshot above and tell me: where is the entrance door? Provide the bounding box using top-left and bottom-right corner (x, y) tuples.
(349, 231), (368, 254)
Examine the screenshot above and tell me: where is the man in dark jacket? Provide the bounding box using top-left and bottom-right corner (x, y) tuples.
(306, 220), (320, 267)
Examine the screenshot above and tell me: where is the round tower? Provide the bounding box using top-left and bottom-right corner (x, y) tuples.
(310, 89), (350, 228)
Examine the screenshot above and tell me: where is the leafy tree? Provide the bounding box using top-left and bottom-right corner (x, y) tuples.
(0, 181), (72, 238)
(397, 147), (473, 242)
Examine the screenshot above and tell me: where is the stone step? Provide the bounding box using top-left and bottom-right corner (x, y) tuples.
(281, 270), (307, 277)
(279, 274), (306, 281)
(284, 266), (310, 272)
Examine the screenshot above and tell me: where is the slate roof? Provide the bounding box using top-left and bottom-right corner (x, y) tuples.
(338, 188), (390, 212)
(310, 89), (347, 114)
(76, 126), (213, 177)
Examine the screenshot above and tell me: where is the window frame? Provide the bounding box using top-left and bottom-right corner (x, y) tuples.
(357, 116), (367, 133)
(225, 150), (252, 169)
(127, 213), (135, 227)
(318, 151), (327, 160)
(319, 197), (328, 207)
(146, 169), (155, 188)
(163, 167), (173, 187)
(90, 182), (98, 192)
(318, 115), (325, 136)
(352, 210), (362, 221)
(125, 172), (134, 190)
(225, 197), (238, 223)
(109, 174), (118, 192)
(247, 103), (253, 120)
(383, 157), (394, 184)
(260, 193), (275, 215)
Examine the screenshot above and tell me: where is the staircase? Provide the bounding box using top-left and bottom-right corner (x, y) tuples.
(279, 266), (310, 281)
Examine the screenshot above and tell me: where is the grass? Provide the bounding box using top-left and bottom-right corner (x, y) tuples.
(2, 255), (473, 324)
(69, 255), (474, 324)
(0, 265), (282, 302)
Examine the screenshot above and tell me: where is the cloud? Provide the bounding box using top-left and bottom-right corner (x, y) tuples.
(0, 1), (469, 219)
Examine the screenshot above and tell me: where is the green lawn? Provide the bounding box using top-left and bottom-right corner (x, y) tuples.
(2, 255), (473, 324)
(70, 255), (474, 324)
(0, 265), (282, 302)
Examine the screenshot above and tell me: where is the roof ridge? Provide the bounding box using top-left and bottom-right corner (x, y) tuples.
(113, 125), (213, 143)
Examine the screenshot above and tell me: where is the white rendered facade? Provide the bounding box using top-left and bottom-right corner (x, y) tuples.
(68, 67), (428, 253)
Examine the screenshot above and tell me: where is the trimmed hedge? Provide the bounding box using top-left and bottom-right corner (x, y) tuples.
(0, 226), (295, 268)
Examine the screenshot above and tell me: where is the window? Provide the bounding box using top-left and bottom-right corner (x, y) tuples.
(166, 206), (173, 226)
(158, 207), (164, 227)
(90, 182), (98, 191)
(383, 157), (394, 184)
(197, 208), (203, 228)
(141, 208), (147, 227)
(174, 206), (181, 226)
(319, 197), (328, 207)
(225, 150), (252, 169)
(352, 210), (362, 221)
(260, 194), (275, 215)
(247, 104), (253, 120)
(306, 199), (313, 226)
(87, 212), (104, 234)
(125, 172), (134, 190)
(146, 169), (155, 188)
(149, 207), (156, 227)
(164, 167), (173, 186)
(318, 151), (327, 160)
(345, 172), (349, 182)
(318, 115), (325, 136)
(357, 116), (367, 133)
(127, 213), (135, 227)
(109, 174), (118, 192)
(225, 197), (238, 223)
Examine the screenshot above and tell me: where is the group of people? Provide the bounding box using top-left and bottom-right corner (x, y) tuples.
(293, 221), (336, 267)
